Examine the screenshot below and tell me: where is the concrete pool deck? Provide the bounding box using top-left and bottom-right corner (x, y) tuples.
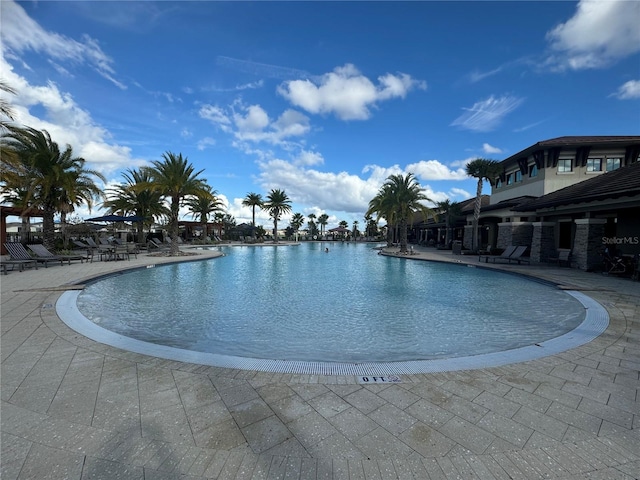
(1, 244), (638, 479)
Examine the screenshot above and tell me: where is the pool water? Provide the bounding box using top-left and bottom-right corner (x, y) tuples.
(76, 243), (586, 363)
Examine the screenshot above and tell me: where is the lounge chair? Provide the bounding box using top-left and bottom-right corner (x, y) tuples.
(478, 245), (516, 263)
(549, 249), (571, 267)
(4, 242), (62, 268)
(27, 244), (87, 265)
(0, 255), (39, 274)
(73, 240), (96, 262)
(506, 245), (530, 265)
(148, 238), (170, 251)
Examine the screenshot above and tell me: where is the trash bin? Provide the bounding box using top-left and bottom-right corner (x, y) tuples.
(452, 241), (462, 255)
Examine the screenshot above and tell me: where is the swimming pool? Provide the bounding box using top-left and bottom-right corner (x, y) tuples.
(57, 243), (609, 374)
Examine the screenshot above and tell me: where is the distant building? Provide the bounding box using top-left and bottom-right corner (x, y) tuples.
(462, 136), (640, 270)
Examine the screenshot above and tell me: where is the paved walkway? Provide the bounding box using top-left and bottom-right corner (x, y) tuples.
(1, 245), (638, 479)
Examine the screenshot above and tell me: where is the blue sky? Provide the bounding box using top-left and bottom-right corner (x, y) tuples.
(1, 0), (639, 229)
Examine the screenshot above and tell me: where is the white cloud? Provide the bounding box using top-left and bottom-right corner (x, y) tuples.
(545, 0), (640, 70)
(197, 137), (216, 151)
(199, 104), (232, 130)
(482, 143), (503, 154)
(449, 187), (472, 199)
(294, 150), (324, 167)
(405, 160), (469, 181)
(200, 101), (310, 146)
(611, 80), (640, 100)
(451, 95), (524, 132)
(1, 0), (125, 89)
(278, 64), (426, 120)
(1, 56), (146, 176)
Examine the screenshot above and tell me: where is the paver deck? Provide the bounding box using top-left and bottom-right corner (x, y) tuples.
(1, 244), (638, 479)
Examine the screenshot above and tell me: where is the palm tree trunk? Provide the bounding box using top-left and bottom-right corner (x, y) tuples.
(400, 219), (408, 253)
(20, 216), (29, 243)
(170, 198), (180, 255)
(386, 225), (393, 247)
(273, 219), (278, 243)
(42, 205), (56, 250)
(252, 207), (256, 239)
(472, 178), (483, 252)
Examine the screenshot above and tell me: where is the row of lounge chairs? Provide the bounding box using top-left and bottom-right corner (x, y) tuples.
(478, 245), (531, 265)
(1, 242), (88, 273)
(73, 237), (139, 262)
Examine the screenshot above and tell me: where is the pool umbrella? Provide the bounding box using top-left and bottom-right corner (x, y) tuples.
(86, 215), (144, 240)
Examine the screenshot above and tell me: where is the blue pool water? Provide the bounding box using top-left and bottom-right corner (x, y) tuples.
(75, 243), (587, 364)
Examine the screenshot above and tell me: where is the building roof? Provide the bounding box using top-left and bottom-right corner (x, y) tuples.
(500, 136), (640, 166)
(480, 196), (537, 213)
(513, 160), (640, 211)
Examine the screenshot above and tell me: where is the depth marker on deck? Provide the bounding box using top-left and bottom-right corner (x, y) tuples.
(358, 375), (402, 384)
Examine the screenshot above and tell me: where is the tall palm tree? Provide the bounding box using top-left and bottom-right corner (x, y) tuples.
(261, 188), (292, 243)
(1, 80), (17, 129)
(465, 158), (502, 252)
(147, 151), (209, 255)
(352, 220), (359, 240)
(103, 168), (169, 243)
(306, 212), (317, 238)
(317, 213), (329, 238)
(185, 186), (224, 241)
(435, 199), (462, 247)
(242, 192), (263, 239)
(290, 212), (305, 240)
(370, 173), (433, 253)
(1, 127), (105, 250)
(367, 183), (397, 247)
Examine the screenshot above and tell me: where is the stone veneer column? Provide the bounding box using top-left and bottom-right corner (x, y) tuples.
(463, 225), (474, 250)
(573, 218), (607, 271)
(496, 223), (513, 250)
(530, 222), (555, 263)
(511, 222), (533, 248)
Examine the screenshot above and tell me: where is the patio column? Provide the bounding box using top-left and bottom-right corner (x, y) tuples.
(463, 225), (473, 250)
(573, 218), (607, 271)
(496, 222), (512, 249)
(530, 222), (555, 263)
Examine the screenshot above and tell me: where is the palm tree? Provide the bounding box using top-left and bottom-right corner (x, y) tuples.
(242, 192), (263, 239)
(147, 151), (209, 255)
(352, 220), (359, 240)
(185, 187), (224, 241)
(1, 127), (105, 250)
(364, 213), (378, 240)
(306, 212), (317, 238)
(290, 212), (305, 240)
(261, 188), (292, 243)
(435, 199), (462, 247)
(367, 183), (397, 247)
(317, 213), (329, 238)
(103, 168), (169, 243)
(1, 80), (17, 129)
(370, 173), (433, 253)
(465, 158), (502, 252)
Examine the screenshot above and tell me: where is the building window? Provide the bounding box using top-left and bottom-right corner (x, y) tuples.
(515, 171), (522, 182)
(495, 178), (502, 188)
(506, 173), (513, 185)
(606, 157), (621, 171)
(529, 164), (538, 177)
(586, 158), (602, 172)
(557, 159), (573, 173)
